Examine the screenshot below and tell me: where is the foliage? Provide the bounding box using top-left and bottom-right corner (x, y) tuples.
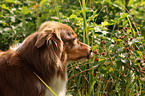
(0, 0), (145, 96)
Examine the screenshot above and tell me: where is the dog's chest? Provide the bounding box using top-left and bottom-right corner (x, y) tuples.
(44, 75), (67, 96)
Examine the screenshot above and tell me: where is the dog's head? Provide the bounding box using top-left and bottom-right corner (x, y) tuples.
(35, 21), (91, 61)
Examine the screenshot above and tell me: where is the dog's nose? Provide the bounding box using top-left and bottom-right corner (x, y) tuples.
(87, 49), (92, 59)
(90, 49), (92, 53)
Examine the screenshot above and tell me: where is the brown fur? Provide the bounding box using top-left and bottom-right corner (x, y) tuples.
(0, 21), (90, 96)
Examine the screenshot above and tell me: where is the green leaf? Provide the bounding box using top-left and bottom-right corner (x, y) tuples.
(123, 20), (128, 27)
(99, 58), (105, 62)
(109, 67), (113, 73)
(91, 45), (99, 51)
(136, 51), (143, 57)
(102, 66), (107, 70)
(103, 21), (109, 26)
(22, 6), (30, 15)
(121, 13), (128, 18)
(0, 28), (3, 33)
(4, 0), (21, 4)
(5, 0), (15, 3)
(69, 14), (77, 19)
(128, 0), (134, 6)
(1, 4), (10, 11)
(40, 0), (48, 6)
(126, 16), (136, 36)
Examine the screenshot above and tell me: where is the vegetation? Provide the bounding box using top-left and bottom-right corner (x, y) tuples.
(0, 0), (145, 95)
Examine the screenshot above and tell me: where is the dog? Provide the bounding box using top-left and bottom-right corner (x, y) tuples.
(0, 21), (91, 96)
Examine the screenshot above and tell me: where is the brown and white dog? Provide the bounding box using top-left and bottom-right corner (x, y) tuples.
(0, 21), (91, 96)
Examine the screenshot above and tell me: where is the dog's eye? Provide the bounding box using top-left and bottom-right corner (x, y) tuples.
(71, 38), (75, 42)
(67, 38), (75, 42)
(64, 38), (76, 48)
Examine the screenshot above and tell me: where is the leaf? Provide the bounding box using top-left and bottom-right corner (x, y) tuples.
(91, 45), (99, 51)
(1, 4), (10, 11)
(93, 9), (98, 19)
(121, 13), (128, 18)
(99, 58), (105, 62)
(128, 0), (134, 6)
(123, 20), (128, 27)
(109, 67), (113, 73)
(40, 0), (48, 6)
(136, 51), (143, 57)
(22, 6), (30, 15)
(103, 21), (109, 26)
(5, 0), (15, 3)
(69, 14), (77, 19)
(0, 28), (3, 33)
(102, 66), (107, 70)
(126, 16), (136, 36)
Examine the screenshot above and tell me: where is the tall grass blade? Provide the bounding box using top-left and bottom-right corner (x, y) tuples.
(126, 16), (136, 36)
(22, 1), (26, 32)
(79, 0), (89, 45)
(54, 0), (61, 23)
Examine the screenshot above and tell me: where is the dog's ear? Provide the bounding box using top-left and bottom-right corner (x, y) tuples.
(35, 28), (53, 48)
(46, 29), (62, 54)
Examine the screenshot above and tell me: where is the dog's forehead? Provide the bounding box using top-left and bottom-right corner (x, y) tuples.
(39, 21), (77, 38)
(60, 24), (77, 38)
(61, 27), (77, 40)
(39, 21), (71, 30)
(64, 28), (77, 37)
